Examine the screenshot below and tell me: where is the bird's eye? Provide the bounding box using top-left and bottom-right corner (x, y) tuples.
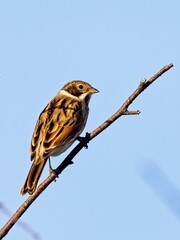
(78, 84), (84, 89)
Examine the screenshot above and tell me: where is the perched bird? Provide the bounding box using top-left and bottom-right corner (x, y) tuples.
(20, 80), (98, 195)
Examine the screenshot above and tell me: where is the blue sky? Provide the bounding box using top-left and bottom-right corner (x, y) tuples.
(0, 1), (180, 239)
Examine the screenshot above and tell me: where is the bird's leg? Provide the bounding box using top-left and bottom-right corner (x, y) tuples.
(48, 157), (53, 173)
(77, 132), (90, 149)
(48, 158), (59, 180)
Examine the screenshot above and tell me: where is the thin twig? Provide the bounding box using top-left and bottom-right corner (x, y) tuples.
(0, 63), (173, 239)
(0, 203), (41, 240)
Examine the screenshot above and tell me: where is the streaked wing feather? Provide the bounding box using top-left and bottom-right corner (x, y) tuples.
(30, 119), (44, 160)
(42, 107), (85, 157)
(30, 95), (87, 163)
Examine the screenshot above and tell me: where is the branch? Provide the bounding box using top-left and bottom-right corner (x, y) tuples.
(0, 203), (41, 240)
(0, 63), (173, 239)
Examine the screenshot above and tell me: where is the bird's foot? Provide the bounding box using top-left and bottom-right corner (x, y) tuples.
(77, 132), (90, 149)
(48, 158), (59, 181)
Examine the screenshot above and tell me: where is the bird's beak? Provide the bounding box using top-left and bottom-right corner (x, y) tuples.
(90, 87), (99, 94)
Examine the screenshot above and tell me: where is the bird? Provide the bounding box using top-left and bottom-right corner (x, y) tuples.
(20, 80), (99, 195)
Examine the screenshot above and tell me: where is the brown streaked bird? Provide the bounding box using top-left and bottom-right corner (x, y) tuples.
(20, 80), (98, 195)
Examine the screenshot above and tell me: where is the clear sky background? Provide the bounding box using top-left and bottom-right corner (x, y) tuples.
(0, 1), (179, 239)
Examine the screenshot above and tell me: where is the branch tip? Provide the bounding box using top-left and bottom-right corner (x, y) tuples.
(124, 110), (141, 115)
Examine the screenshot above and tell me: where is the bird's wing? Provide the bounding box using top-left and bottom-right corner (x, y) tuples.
(30, 96), (87, 164)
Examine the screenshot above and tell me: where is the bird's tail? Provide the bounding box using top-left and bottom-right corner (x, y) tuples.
(20, 160), (47, 195)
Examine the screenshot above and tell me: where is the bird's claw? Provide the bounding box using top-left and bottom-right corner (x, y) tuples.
(77, 132), (90, 149)
(48, 158), (59, 181)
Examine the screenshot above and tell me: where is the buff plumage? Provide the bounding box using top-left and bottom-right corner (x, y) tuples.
(20, 80), (98, 195)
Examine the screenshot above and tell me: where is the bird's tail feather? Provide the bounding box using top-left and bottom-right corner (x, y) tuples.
(20, 160), (47, 195)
